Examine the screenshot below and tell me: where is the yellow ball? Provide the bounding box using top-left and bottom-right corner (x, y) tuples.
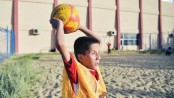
(51, 4), (80, 33)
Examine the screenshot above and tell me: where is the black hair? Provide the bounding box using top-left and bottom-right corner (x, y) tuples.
(74, 36), (99, 62)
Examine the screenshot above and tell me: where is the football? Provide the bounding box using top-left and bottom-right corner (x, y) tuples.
(51, 3), (80, 33)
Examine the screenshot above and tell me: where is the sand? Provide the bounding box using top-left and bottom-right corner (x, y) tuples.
(30, 52), (174, 98)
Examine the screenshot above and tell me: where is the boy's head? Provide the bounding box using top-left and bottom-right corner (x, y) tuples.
(74, 36), (101, 69)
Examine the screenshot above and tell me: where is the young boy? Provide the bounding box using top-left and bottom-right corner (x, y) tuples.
(50, 18), (107, 98)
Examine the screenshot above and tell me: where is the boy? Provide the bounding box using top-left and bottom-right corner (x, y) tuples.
(50, 18), (107, 98)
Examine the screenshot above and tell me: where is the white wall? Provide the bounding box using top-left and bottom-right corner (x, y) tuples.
(0, 0), (13, 29)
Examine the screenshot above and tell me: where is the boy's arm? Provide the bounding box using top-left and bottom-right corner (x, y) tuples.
(78, 25), (101, 45)
(50, 18), (70, 62)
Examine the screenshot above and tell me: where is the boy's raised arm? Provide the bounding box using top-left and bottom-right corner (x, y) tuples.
(50, 18), (101, 61)
(50, 18), (70, 62)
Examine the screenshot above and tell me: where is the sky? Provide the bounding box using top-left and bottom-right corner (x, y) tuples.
(162, 0), (174, 3)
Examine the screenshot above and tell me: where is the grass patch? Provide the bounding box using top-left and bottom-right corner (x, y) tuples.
(0, 54), (44, 98)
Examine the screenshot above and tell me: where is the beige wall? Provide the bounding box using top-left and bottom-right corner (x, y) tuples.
(143, 0), (159, 14)
(119, 0), (138, 50)
(120, 0), (139, 12)
(92, 0), (116, 51)
(17, 0), (53, 53)
(0, 0), (13, 29)
(0, 0), (13, 54)
(162, 2), (174, 16)
(120, 0), (139, 33)
(162, 2), (174, 49)
(142, 1), (157, 50)
(120, 12), (139, 33)
(143, 0), (159, 33)
(162, 2), (174, 32)
(0, 0), (174, 53)
(162, 16), (174, 32)
(122, 46), (138, 50)
(143, 14), (158, 33)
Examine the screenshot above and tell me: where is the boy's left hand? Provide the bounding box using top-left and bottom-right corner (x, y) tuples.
(50, 18), (78, 34)
(50, 18), (59, 29)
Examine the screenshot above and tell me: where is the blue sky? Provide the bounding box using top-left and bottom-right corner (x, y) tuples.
(162, 0), (174, 3)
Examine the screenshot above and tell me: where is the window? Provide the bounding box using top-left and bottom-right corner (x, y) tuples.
(121, 33), (139, 45)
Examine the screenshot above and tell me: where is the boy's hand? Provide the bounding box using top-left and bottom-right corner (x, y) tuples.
(50, 18), (76, 34)
(77, 24), (83, 31)
(50, 18), (60, 29)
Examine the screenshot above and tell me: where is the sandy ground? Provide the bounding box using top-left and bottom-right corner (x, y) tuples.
(30, 52), (174, 98)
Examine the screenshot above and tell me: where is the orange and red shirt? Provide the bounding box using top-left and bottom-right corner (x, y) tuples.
(63, 53), (99, 91)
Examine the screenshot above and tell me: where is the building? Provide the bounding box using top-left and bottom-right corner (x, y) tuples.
(0, 0), (174, 54)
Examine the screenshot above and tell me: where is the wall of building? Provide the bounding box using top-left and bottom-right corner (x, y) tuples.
(0, 0), (13, 29)
(120, 0), (139, 33)
(162, 2), (174, 49)
(142, 0), (159, 50)
(119, 0), (139, 50)
(92, 0), (116, 51)
(0, 0), (174, 53)
(17, 0), (53, 53)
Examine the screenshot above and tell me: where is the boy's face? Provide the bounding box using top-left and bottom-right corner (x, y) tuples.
(78, 43), (101, 70)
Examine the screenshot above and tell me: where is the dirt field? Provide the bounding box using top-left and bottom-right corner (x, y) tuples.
(30, 52), (174, 98)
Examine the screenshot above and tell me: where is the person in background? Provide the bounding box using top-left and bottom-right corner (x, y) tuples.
(107, 42), (111, 55)
(166, 47), (172, 56)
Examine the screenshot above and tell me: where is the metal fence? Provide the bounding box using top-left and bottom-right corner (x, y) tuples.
(0, 27), (15, 64)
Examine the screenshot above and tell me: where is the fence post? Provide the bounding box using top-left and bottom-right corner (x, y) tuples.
(0, 27), (15, 64)
(11, 29), (15, 55)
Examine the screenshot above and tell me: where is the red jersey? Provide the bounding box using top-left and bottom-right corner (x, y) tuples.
(107, 43), (111, 49)
(63, 53), (99, 91)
